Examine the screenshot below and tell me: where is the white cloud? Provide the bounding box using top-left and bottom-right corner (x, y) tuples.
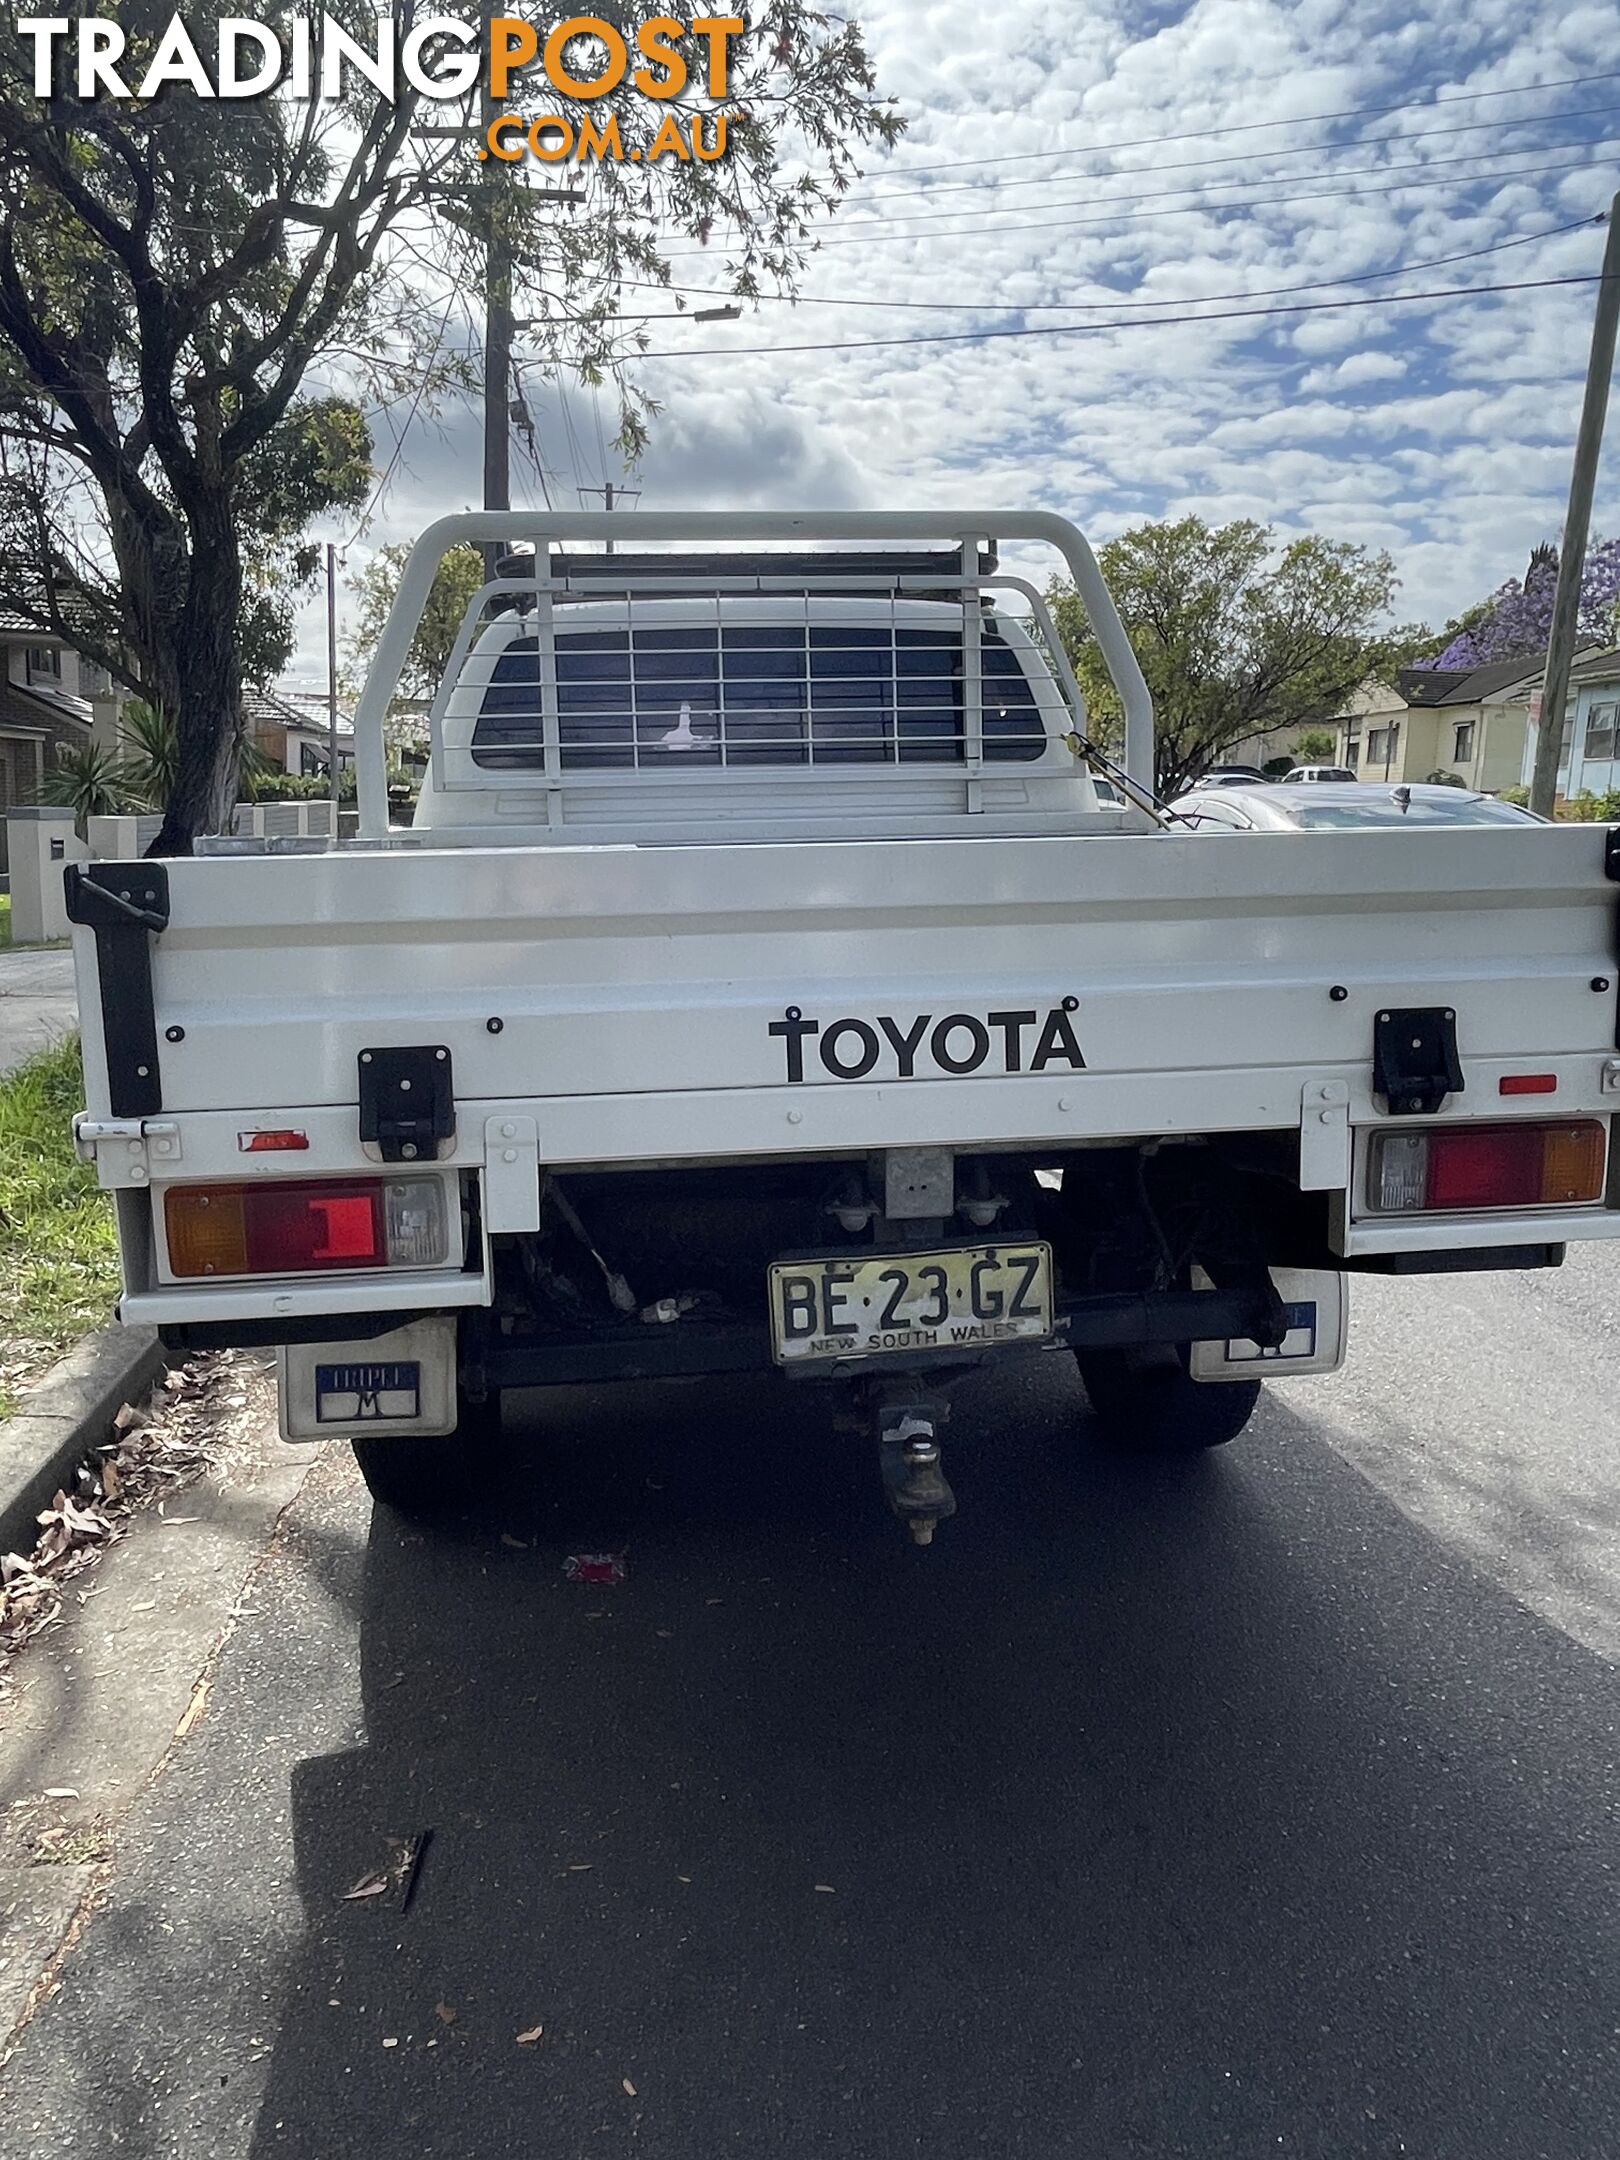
(1301, 351), (1409, 389)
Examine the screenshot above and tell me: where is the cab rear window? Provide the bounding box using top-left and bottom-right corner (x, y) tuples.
(470, 623), (1047, 769)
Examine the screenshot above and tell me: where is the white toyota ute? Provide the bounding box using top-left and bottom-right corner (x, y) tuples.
(65, 510), (1620, 1547)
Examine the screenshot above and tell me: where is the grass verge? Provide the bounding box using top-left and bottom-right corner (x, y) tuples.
(0, 1035), (118, 1418)
(0, 892), (11, 946)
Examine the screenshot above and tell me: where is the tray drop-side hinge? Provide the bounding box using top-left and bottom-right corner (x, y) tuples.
(73, 1114), (182, 1185)
(1373, 1006), (1463, 1117)
(358, 1046), (455, 1163)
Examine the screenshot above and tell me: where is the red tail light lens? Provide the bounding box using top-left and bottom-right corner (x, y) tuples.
(1371, 1121), (1606, 1214)
(164, 1178), (446, 1278)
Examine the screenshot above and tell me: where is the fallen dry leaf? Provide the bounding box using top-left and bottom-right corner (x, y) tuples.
(341, 1873), (391, 1902)
(623, 2078), (638, 2098)
(173, 1675), (211, 1741)
(515, 2024), (544, 2045)
(814, 1884), (835, 1894)
(500, 1534), (529, 1550)
(434, 2002), (458, 2026)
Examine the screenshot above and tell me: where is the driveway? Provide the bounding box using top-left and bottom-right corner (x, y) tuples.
(0, 944), (76, 1073)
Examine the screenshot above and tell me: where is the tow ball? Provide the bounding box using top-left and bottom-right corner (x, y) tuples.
(875, 1395), (956, 1548)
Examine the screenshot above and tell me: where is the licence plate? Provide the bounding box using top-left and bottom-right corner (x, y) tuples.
(768, 1244), (1054, 1366)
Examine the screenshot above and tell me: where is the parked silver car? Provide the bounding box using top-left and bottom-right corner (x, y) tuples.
(1168, 781), (1545, 831)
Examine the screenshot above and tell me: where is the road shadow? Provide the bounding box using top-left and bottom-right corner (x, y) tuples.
(251, 1356), (1620, 2159)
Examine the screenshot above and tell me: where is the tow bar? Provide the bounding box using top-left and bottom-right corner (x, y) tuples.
(874, 1390), (956, 1547)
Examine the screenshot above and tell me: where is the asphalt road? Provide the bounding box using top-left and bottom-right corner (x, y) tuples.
(0, 944), (75, 1074)
(5, 1250), (1620, 2159)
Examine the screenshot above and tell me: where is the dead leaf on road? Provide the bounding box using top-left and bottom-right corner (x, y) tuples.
(500, 1534), (529, 1550)
(173, 1675), (211, 1740)
(434, 2002), (458, 2025)
(623, 2078), (638, 2097)
(341, 1873), (391, 1902)
(516, 2024), (544, 2045)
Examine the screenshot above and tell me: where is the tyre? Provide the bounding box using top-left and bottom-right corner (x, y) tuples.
(351, 1387), (503, 1516)
(1075, 1345), (1261, 1454)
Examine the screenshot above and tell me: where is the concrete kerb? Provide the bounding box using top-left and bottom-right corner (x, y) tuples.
(0, 1327), (167, 1560)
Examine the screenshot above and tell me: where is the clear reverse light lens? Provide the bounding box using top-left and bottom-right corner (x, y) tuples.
(1375, 1132), (1428, 1212)
(385, 1179), (448, 1266)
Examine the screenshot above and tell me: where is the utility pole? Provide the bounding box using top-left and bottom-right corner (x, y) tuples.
(479, 0), (510, 579)
(580, 478), (642, 554)
(1530, 194), (1620, 818)
(325, 541), (340, 815)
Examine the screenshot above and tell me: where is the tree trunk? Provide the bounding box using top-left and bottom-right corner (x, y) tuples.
(149, 498), (244, 856)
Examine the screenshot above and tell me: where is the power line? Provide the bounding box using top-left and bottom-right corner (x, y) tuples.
(811, 100), (1620, 216)
(610, 212), (1603, 318)
(632, 271), (1601, 362)
(702, 131), (1620, 244)
(660, 146), (1619, 258)
(839, 67), (1620, 194)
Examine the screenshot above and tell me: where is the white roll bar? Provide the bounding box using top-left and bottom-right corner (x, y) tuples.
(351, 510), (1155, 839)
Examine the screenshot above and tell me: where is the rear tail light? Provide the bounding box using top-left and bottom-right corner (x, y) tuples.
(164, 1177), (448, 1278)
(1370, 1121), (1606, 1215)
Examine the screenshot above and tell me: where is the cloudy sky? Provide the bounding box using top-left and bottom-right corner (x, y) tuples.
(291, 0), (1620, 692)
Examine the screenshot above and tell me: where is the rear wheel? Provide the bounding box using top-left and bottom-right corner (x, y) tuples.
(352, 1386), (503, 1516)
(1076, 1346), (1261, 1454)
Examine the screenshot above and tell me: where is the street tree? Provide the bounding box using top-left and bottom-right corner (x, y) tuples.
(1048, 515), (1412, 798)
(0, 5), (900, 851)
(1429, 538), (1620, 667)
(344, 539), (485, 746)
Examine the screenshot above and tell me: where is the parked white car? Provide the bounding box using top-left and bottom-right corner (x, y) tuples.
(1170, 781), (1545, 831)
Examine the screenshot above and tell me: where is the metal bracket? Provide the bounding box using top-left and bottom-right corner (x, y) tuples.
(482, 1115), (541, 1234)
(64, 862), (170, 1117)
(1373, 1006), (1463, 1117)
(358, 1046), (455, 1163)
(1298, 1081), (1350, 1191)
(884, 1146), (954, 1220)
(73, 1115), (181, 1187)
